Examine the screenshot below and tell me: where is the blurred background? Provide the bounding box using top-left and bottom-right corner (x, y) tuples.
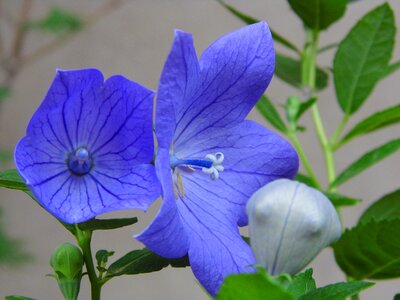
(0, 0), (399, 299)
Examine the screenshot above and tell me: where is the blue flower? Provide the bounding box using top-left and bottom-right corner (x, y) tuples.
(15, 69), (160, 224)
(135, 23), (299, 295)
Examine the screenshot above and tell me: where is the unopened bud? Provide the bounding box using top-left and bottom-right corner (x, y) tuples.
(50, 243), (84, 300)
(246, 179), (341, 276)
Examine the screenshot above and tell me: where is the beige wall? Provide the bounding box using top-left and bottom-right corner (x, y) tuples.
(1, 0), (399, 299)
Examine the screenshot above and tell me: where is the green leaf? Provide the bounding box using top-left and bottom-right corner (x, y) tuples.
(216, 269), (294, 300)
(256, 95), (288, 133)
(0, 86), (11, 102)
(288, 0), (347, 30)
(339, 104), (400, 146)
(5, 296), (37, 300)
(78, 217), (138, 231)
(299, 281), (373, 300)
(0, 169), (29, 191)
(331, 139), (400, 188)
(359, 189), (400, 224)
(334, 3), (395, 114)
(295, 173), (317, 188)
(96, 249), (114, 268)
(276, 54), (328, 91)
(216, 0), (300, 54)
(394, 294), (400, 300)
(106, 248), (189, 278)
(287, 269), (316, 298)
(383, 60), (400, 78)
(296, 97), (317, 121)
(334, 219), (400, 279)
(27, 8), (83, 34)
(324, 192), (361, 207)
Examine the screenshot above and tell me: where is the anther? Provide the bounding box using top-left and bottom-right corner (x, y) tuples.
(201, 152), (224, 180)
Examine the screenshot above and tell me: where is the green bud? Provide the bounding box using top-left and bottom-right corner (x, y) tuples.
(50, 243), (84, 300)
(285, 96), (301, 123)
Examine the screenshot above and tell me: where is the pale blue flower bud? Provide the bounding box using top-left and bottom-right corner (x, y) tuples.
(246, 179), (341, 275)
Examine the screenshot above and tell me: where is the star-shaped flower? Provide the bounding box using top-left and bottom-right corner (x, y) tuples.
(136, 23), (299, 295)
(15, 69), (160, 224)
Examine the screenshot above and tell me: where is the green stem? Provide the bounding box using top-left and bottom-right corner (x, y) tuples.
(302, 29), (336, 190)
(288, 130), (321, 189)
(331, 115), (349, 150)
(75, 226), (101, 300)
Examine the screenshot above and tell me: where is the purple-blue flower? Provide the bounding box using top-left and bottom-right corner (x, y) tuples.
(15, 69), (160, 224)
(136, 23), (299, 295)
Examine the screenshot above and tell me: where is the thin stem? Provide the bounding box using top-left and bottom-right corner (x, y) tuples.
(302, 29), (336, 189)
(75, 226), (101, 300)
(331, 115), (349, 151)
(287, 131), (321, 189)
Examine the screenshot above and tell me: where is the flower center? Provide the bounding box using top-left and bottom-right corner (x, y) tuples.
(170, 152), (225, 180)
(68, 147), (93, 176)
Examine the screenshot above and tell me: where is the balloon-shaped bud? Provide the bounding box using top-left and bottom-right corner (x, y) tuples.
(246, 179), (341, 276)
(50, 243), (84, 300)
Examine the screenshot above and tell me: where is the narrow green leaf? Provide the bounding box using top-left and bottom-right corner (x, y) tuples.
(78, 217), (138, 231)
(394, 294), (400, 300)
(216, 0), (300, 54)
(295, 173), (317, 188)
(297, 97), (317, 121)
(334, 219), (400, 279)
(106, 248), (189, 278)
(256, 95), (287, 133)
(299, 281), (373, 300)
(288, 0), (347, 30)
(26, 8), (83, 34)
(0, 169), (29, 191)
(318, 43), (338, 53)
(340, 104), (400, 146)
(331, 139), (400, 188)
(382, 60), (400, 79)
(276, 54), (328, 91)
(287, 269), (316, 298)
(216, 269), (294, 300)
(334, 3), (395, 114)
(359, 189), (400, 224)
(324, 192), (361, 207)
(96, 249), (114, 268)
(5, 296), (37, 300)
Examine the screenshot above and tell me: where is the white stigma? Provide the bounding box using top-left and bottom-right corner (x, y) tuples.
(202, 152), (224, 180)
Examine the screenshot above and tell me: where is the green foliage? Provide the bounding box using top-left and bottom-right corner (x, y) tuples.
(288, 0), (347, 30)
(339, 104), (400, 147)
(383, 60), (400, 78)
(334, 219), (400, 279)
(276, 54), (328, 91)
(5, 296), (36, 300)
(0, 208), (31, 265)
(78, 217), (138, 231)
(27, 8), (83, 34)
(331, 139), (400, 188)
(216, 0), (300, 54)
(334, 3), (395, 115)
(0, 86), (11, 102)
(96, 250), (114, 270)
(287, 269), (316, 298)
(298, 281), (373, 300)
(0, 169), (29, 191)
(359, 189), (400, 224)
(256, 95), (287, 133)
(286, 96), (317, 124)
(295, 173), (317, 188)
(324, 192), (361, 208)
(216, 268), (294, 300)
(105, 248), (189, 278)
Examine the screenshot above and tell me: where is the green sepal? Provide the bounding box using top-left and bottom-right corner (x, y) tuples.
(276, 54), (328, 91)
(256, 95), (288, 133)
(333, 3), (395, 114)
(288, 0), (347, 30)
(105, 247), (189, 278)
(331, 139), (400, 188)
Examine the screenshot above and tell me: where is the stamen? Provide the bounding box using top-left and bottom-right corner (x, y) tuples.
(201, 152), (224, 180)
(68, 147), (93, 176)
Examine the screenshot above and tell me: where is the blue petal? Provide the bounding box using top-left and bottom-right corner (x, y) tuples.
(176, 120), (299, 225)
(135, 148), (190, 258)
(156, 30), (200, 149)
(178, 173), (255, 296)
(15, 69), (160, 223)
(172, 22), (275, 148)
